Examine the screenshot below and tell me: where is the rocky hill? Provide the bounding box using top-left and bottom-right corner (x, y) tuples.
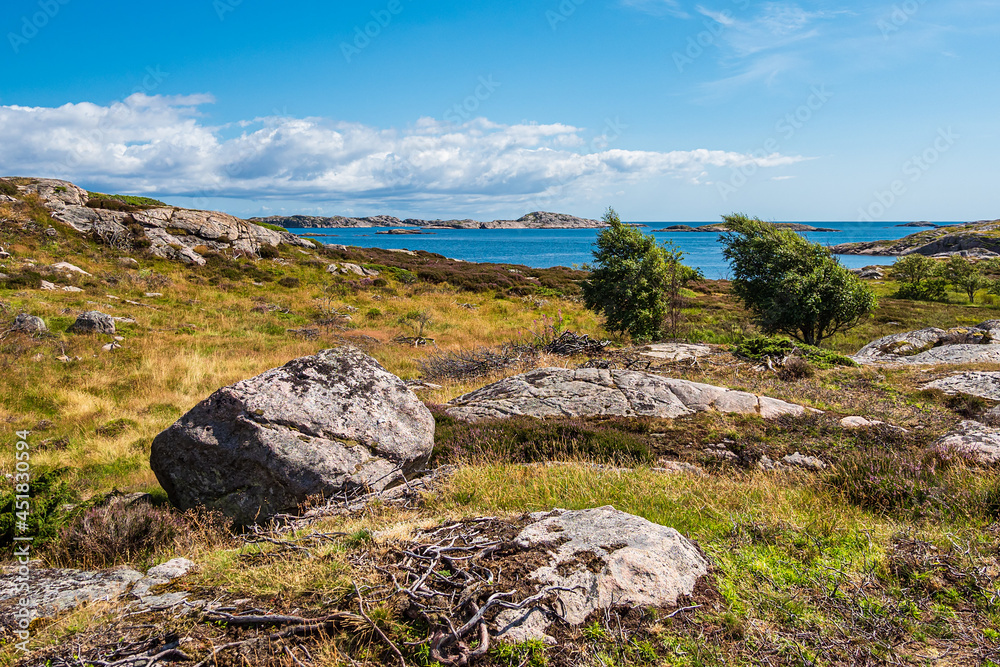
(831, 219), (1000, 257)
(655, 222), (840, 232)
(1, 177), (311, 265)
(252, 210), (605, 229)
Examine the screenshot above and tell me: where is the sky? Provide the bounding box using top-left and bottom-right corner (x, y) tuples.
(0, 0), (997, 222)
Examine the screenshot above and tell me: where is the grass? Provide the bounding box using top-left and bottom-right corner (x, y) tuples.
(86, 191), (168, 210)
(5, 194), (1000, 664)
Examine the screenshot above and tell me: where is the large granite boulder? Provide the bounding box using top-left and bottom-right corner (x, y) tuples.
(495, 506), (709, 643)
(445, 367), (810, 422)
(67, 311), (116, 335)
(150, 347), (435, 524)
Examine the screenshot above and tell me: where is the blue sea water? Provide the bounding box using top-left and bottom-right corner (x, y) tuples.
(289, 221), (955, 280)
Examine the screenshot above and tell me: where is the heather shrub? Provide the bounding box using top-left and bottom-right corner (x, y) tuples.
(0, 467), (79, 548)
(431, 409), (655, 465)
(46, 501), (186, 568)
(827, 447), (999, 521)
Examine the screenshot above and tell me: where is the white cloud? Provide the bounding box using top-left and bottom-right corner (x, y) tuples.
(619, 0), (690, 19)
(0, 94), (806, 208)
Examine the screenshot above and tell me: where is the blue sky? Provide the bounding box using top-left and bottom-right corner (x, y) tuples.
(1, 0), (997, 221)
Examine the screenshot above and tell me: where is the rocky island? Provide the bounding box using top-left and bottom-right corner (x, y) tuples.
(831, 219), (1000, 257)
(655, 222), (841, 233)
(251, 210), (606, 229)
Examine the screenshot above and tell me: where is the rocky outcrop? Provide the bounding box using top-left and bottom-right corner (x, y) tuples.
(7, 178), (311, 266)
(922, 372), (1000, 401)
(68, 311), (116, 335)
(150, 347), (435, 525)
(327, 262), (379, 277)
(853, 321), (1000, 364)
(831, 219), (1000, 256)
(638, 343), (713, 362)
(655, 222), (839, 233)
(253, 211), (606, 230)
(0, 558), (194, 626)
(445, 367), (812, 422)
(934, 421), (1000, 465)
(494, 506), (709, 643)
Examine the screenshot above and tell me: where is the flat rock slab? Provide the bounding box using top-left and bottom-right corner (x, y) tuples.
(922, 372), (1000, 401)
(150, 347), (435, 525)
(854, 321), (1000, 365)
(639, 343), (713, 362)
(495, 506), (709, 643)
(445, 367), (811, 422)
(934, 420), (1000, 465)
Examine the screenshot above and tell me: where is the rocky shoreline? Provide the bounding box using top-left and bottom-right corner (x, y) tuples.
(830, 219), (1000, 257)
(251, 210), (606, 230)
(654, 222), (841, 233)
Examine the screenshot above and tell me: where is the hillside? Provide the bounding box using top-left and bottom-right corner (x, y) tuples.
(831, 219), (1000, 257)
(2, 179), (1000, 666)
(252, 211), (606, 229)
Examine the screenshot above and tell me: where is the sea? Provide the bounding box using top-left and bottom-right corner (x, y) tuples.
(288, 221), (957, 281)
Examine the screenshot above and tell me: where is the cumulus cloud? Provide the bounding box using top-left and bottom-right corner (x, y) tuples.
(0, 94), (805, 207)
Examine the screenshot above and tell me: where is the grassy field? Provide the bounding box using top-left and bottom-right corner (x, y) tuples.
(2, 194), (1000, 666)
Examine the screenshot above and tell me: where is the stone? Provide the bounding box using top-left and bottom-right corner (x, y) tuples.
(62, 285), (84, 293)
(44, 227), (57, 237)
(781, 452), (827, 470)
(494, 506), (708, 643)
(445, 367), (811, 423)
(327, 262), (379, 277)
(11, 313), (46, 334)
(922, 372), (1000, 401)
(639, 343), (713, 362)
(40, 280), (56, 290)
(52, 261), (91, 276)
(68, 311), (116, 335)
(118, 257), (140, 268)
(144, 292), (163, 298)
(933, 420), (1000, 465)
(841, 416), (877, 428)
(0, 566), (143, 622)
(102, 341), (123, 352)
(853, 321), (1000, 365)
(0, 247), (9, 260)
(150, 347), (435, 524)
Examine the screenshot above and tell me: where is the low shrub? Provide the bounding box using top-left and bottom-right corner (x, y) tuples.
(278, 276), (301, 288)
(0, 467), (80, 548)
(826, 447), (999, 521)
(255, 221), (288, 233)
(0, 180), (19, 198)
(893, 278), (949, 302)
(46, 500), (186, 568)
(257, 244), (280, 259)
(732, 335), (857, 369)
(431, 409), (655, 465)
(87, 192), (167, 209)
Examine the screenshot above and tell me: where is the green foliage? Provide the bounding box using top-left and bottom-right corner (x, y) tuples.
(731, 335), (857, 369)
(255, 221), (288, 233)
(489, 639), (548, 667)
(720, 213), (877, 346)
(0, 467), (80, 548)
(257, 244), (280, 259)
(889, 254), (950, 301)
(583, 208), (699, 341)
(0, 180), (19, 198)
(943, 255), (987, 303)
(87, 191), (167, 211)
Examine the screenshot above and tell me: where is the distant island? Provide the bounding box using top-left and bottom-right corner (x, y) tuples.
(831, 219), (1000, 257)
(251, 211), (606, 230)
(896, 221), (947, 228)
(653, 222), (841, 233)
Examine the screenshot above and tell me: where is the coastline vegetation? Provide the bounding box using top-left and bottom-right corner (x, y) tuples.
(3, 194), (1000, 665)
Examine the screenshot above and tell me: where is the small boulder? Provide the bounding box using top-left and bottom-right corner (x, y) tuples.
(495, 506), (709, 643)
(68, 311), (116, 335)
(781, 452), (827, 470)
(11, 313), (46, 334)
(62, 285), (83, 293)
(922, 372), (1000, 402)
(150, 347), (435, 524)
(40, 280), (57, 291)
(52, 261), (91, 276)
(0, 247), (9, 260)
(117, 257), (140, 268)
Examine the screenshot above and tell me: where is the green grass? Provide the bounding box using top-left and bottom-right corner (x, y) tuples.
(86, 191), (168, 209)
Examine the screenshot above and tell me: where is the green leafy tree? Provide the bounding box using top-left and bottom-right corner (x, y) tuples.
(889, 254), (947, 301)
(944, 255), (986, 303)
(582, 208), (700, 341)
(719, 213), (876, 346)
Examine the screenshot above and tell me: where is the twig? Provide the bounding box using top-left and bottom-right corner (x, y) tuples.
(355, 583), (406, 667)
